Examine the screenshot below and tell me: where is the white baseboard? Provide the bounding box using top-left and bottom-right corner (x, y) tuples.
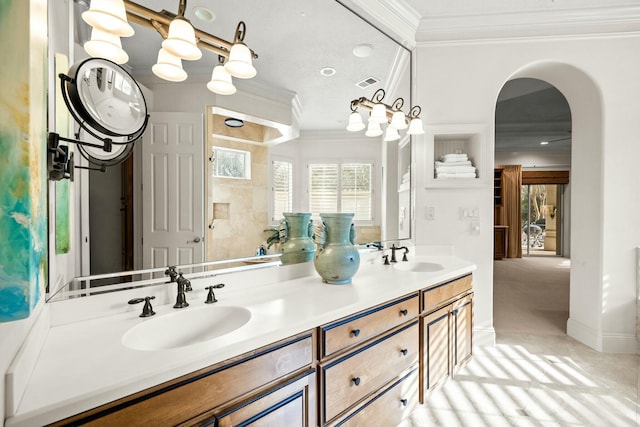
(473, 326), (496, 348)
(568, 317), (639, 354)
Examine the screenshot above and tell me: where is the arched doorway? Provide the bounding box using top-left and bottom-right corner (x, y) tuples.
(493, 62), (605, 349)
(493, 77), (572, 335)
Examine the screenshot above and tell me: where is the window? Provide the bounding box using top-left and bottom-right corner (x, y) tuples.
(309, 162), (372, 221)
(272, 159), (293, 221)
(210, 146), (251, 179)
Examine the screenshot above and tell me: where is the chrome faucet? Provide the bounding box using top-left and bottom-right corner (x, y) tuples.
(173, 273), (192, 309)
(389, 244), (409, 263)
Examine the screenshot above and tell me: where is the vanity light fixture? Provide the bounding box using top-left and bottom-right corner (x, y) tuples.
(347, 89), (424, 141)
(82, 0), (258, 93)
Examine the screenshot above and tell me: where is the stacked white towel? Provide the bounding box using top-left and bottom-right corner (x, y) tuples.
(435, 153), (477, 179)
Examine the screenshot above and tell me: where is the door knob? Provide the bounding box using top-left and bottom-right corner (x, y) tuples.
(187, 236), (202, 244)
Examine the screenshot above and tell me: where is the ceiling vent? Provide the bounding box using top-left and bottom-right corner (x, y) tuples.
(355, 76), (379, 89)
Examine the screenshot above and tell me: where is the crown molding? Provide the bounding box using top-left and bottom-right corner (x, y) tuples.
(338, 0), (420, 49)
(415, 5), (640, 43)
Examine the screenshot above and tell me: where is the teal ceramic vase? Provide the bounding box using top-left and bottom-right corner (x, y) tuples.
(279, 212), (316, 265)
(314, 213), (360, 284)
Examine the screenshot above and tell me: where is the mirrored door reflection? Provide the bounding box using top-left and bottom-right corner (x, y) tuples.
(521, 184), (563, 256)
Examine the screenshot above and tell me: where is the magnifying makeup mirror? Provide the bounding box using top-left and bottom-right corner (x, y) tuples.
(48, 57), (149, 180)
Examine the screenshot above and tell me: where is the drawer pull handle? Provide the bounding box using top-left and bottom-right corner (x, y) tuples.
(351, 329), (361, 337)
(401, 399), (408, 407)
(352, 377), (361, 386)
(400, 348), (408, 356)
(400, 309), (408, 316)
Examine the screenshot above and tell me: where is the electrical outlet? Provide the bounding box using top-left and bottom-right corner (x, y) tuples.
(426, 206), (435, 220)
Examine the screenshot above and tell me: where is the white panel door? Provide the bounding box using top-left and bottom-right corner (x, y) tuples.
(142, 112), (204, 270)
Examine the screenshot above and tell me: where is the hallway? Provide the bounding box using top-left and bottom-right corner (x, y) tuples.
(403, 258), (639, 426)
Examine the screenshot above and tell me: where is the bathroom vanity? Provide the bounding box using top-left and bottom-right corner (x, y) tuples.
(5, 250), (475, 427)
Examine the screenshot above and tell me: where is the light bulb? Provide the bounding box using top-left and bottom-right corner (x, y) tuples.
(384, 126), (400, 142)
(370, 103), (387, 124)
(207, 64), (236, 95)
(152, 48), (187, 82)
(346, 112), (365, 132)
(162, 17), (202, 61)
(82, 0), (134, 37)
(224, 42), (256, 79)
(365, 120), (383, 137)
(84, 28), (129, 64)
(407, 117), (424, 135)
(390, 111), (408, 130)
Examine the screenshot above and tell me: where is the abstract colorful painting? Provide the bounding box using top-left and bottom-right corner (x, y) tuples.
(55, 53), (70, 254)
(0, 0), (48, 322)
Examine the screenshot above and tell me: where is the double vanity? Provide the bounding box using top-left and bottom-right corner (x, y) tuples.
(5, 248), (475, 427)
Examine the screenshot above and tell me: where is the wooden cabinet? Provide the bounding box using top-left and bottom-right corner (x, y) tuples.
(49, 331), (315, 427)
(319, 295), (419, 426)
(420, 274), (474, 401)
(494, 225), (508, 260)
(46, 273), (474, 427)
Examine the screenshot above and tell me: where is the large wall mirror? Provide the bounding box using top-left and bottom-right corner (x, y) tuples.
(57, 0), (412, 291)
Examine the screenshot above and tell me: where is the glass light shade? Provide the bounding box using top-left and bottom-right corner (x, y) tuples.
(162, 18), (202, 61)
(346, 112), (365, 132)
(84, 28), (129, 64)
(384, 126), (400, 142)
(207, 65), (236, 95)
(152, 48), (187, 82)
(365, 120), (383, 137)
(224, 43), (257, 79)
(82, 0), (134, 37)
(370, 103), (387, 124)
(407, 117), (425, 135)
(390, 111), (408, 130)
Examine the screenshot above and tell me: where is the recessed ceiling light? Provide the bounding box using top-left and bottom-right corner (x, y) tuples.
(320, 67), (336, 77)
(193, 6), (215, 23)
(224, 117), (244, 128)
(353, 44), (373, 58)
(540, 141), (549, 145)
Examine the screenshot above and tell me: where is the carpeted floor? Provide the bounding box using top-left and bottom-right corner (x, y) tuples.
(493, 256), (570, 335)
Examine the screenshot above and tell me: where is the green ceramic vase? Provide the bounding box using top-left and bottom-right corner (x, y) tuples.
(314, 213), (360, 284)
(279, 213), (316, 265)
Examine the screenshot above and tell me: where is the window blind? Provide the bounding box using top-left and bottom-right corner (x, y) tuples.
(272, 160), (293, 221)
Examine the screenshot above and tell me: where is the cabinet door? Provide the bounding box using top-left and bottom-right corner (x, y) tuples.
(206, 369), (316, 427)
(453, 294), (473, 371)
(422, 304), (451, 396)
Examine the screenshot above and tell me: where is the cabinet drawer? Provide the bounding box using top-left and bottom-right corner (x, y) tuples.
(55, 333), (314, 427)
(321, 321), (419, 424)
(331, 368), (418, 427)
(422, 274), (472, 312)
(320, 294), (419, 358)
(196, 369), (316, 427)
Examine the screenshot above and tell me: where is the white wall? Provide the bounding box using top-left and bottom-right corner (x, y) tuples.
(415, 35), (640, 352)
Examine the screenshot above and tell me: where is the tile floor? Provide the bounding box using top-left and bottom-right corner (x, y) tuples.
(401, 333), (639, 426)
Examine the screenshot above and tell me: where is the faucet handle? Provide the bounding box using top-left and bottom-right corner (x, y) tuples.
(382, 254), (390, 265)
(402, 247), (409, 262)
(205, 283), (225, 304)
(128, 296), (156, 317)
(165, 266), (178, 282)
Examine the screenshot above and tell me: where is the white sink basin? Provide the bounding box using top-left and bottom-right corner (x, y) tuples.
(122, 305), (251, 351)
(393, 261), (445, 273)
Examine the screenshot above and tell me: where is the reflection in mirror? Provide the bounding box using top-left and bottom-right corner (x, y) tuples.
(54, 0), (412, 298)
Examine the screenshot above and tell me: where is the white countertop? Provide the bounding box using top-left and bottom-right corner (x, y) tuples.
(6, 253), (475, 427)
